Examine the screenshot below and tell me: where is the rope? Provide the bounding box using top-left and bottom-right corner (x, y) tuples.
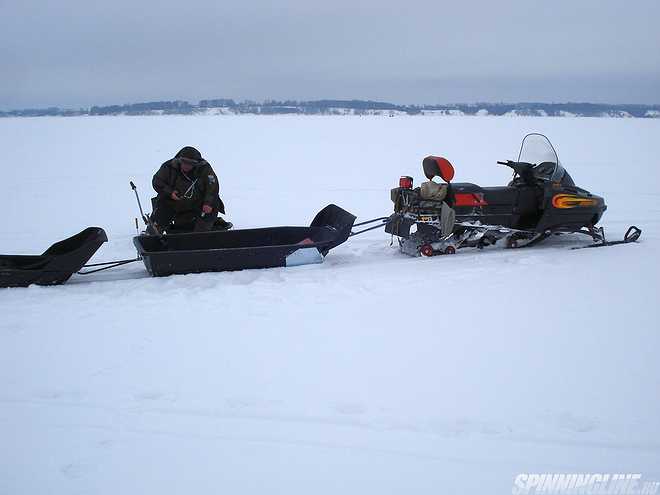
(77, 257), (141, 275)
(350, 218), (389, 237)
(352, 217), (389, 227)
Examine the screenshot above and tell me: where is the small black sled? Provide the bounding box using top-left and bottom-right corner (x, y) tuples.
(0, 227), (107, 288)
(134, 204), (356, 276)
(386, 133), (641, 256)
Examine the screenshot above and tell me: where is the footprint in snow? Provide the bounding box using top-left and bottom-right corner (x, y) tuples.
(60, 462), (90, 479)
(34, 389), (86, 401)
(334, 402), (367, 415)
(556, 411), (599, 433)
(134, 391), (172, 401)
(225, 397), (280, 410)
(544, 411), (599, 433)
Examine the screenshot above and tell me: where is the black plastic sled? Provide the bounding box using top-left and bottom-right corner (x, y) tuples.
(133, 204), (356, 277)
(0, 227), (108, 288)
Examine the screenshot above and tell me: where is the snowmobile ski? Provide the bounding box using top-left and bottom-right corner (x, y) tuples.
(571, 226), (642, 250)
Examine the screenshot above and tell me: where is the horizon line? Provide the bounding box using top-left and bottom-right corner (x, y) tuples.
(2, 98), (660, 113)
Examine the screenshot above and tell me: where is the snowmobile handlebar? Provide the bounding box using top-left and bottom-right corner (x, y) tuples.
(497, 160), (534, 180)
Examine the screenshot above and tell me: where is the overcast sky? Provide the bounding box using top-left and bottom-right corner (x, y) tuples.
(1, 0), (659, 109)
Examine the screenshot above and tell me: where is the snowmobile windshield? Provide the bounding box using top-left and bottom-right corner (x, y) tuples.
(517, 133), (568, 183)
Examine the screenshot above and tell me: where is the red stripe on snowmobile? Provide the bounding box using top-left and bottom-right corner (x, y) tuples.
(453, 193), (488, 207)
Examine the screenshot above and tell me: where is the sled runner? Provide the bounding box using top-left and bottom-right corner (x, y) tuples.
(0, 227), (107, 288)
(133, 204), (356, 276)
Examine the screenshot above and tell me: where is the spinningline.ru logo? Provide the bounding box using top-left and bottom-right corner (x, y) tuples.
(512, 474), (659, 495)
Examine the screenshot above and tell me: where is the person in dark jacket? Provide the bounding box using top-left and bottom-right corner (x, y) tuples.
(150, 146), (229, 233)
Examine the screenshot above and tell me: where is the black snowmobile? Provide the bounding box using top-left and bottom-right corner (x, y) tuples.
(385, 133), (641, 256)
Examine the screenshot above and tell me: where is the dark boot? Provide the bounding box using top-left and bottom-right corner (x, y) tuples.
(145, 222), (162, 236)
(213, 218), (233, 231)
(193, 210), (219, 232)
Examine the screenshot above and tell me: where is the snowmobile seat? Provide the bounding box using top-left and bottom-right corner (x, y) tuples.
(446, 183), (481, 207)
(481, 186), (519, 205)
(449, 183), (518, 205)
(0, 227), (108, 288)
(450, 182), (483, 193)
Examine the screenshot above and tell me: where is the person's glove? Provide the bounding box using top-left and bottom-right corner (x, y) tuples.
(171, 191), (181, 201)
(202, 204), (213, 214)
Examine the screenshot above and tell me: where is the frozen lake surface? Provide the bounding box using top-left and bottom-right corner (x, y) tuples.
(1, 115), (659, 494)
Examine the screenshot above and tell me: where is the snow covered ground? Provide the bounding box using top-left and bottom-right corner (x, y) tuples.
(1, 115), (659, 494)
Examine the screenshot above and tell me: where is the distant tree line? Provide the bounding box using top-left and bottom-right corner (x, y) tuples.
(89, 100), (194, 115)
(2, 99), (659, 118)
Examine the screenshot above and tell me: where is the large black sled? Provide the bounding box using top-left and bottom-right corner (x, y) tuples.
(0, 227), (107, 288)
(133, 204), (356, 277)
